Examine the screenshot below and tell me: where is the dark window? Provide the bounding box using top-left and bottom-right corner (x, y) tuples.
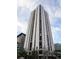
(47, 35), (50, 50)
(39, 5), (42, 49)
(39, 42), (42, 48)
(39, 50), (42, 54)
(39, 56), (43, 59)
(29, 52), (31, 55)
(39, 36), (42, 41)
(30, 42), (32, 50)
(39, 5), (42, 34)
(39, 36), (42, 49)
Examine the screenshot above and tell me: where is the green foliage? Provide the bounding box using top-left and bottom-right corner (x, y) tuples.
(54, 43), (61, 50)
(17, 48), (27, 58)
(54, 43), (61, 59)
(17, 47), (39, 59)
(31, 50), (38, 59)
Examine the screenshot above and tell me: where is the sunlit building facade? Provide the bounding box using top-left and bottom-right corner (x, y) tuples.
(24, 5), (55, 59)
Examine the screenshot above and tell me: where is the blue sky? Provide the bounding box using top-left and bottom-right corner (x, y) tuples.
(17, 0), (61, 43)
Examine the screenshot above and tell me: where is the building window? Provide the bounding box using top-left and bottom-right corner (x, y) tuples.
(39, 50), (42, 54)
(39, 5), (42, 34)
(39, 36), (42, 41)
(39, 36), (42, 49)
(30, 42), (32, 50)
(39, 42), (42, 48)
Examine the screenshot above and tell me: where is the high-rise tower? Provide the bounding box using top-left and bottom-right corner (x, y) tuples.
(24, 5), (55, 59)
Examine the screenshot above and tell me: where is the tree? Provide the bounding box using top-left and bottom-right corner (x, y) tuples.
(31, 50), (38, 59)
(17, 48), (27, 59)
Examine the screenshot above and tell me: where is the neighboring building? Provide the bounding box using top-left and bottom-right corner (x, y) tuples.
(54, 43), (61, 51)
(24, 5), (55, 59)
(54, 43), (61, 59)
(17, 33), (26, 48)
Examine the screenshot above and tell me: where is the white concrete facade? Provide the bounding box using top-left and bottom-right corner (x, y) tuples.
(24, 5), (55, 53)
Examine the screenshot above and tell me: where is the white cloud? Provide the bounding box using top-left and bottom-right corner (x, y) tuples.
(17, 0), (40, 11)
(51, 22), (61, 33)
(55, 8), (61, 17)
(51, 26), (61, 43)
(54, 27), (61, 32)
(17, 18), (28, 34)
(17, 0), (25, 7)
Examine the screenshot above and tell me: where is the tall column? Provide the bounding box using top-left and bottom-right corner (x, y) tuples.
(35, 7), (39, 50)
(24, 11), (34, 51)
(46, 12), (55, 52)
(41, 6), (45, 50)
(43, 10), (48, 51)
(32, 10), (37, 50)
